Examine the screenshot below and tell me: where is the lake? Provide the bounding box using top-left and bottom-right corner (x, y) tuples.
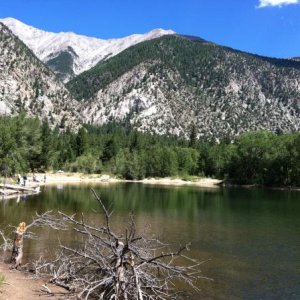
(0, 183), (299, 299)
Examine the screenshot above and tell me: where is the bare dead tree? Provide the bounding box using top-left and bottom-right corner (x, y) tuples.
(0, 229), (13, 254)
(32, 189), (211, 300)
(14, 212), (67, 268)
(0, 211), (66, 268)
(10, 221), (26, 268)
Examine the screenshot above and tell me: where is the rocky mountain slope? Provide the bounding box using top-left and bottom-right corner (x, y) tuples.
(68, 35), (300, 140)
(2, 17), (300, 140)
(0, 22), (80, 128)
(0, 18), (175, 82)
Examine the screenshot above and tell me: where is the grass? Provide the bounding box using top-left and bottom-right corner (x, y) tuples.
(0, 273), (5, 288)
(0, 176), (15, 184)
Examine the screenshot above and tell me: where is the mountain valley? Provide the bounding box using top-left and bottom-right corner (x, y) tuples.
(1, 18), (300, 140)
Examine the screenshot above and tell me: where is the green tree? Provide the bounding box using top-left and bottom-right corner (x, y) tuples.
(70, 153), (101, 174)
(76, 127), (89, 156)
(188, 123), (197, 148)
(227, 131), (276, 185)
(176, 148), (199, 175)
(40, 121), (52, 169)
(102, 138), (118, 162)
(115, 149), (145, 179)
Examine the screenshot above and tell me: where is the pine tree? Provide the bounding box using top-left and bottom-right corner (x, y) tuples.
(76, 127), (89, 156)
(189, 123), (197, 148)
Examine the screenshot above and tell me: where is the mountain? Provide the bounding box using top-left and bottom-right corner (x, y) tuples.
(0, 18), (175, 82)
(0, 22), (79, 128)
(67, 35), (300, 140)
(291, 57), (300, 62)
(2, 17), (300, 141)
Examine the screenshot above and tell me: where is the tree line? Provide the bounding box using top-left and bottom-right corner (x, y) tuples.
(0, 114), (299, 187)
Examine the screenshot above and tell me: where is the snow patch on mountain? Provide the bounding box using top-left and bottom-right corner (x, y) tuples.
(0, 22), (80, 128)
(0, 18), (175, 79)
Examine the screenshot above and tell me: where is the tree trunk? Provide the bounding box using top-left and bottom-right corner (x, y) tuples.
(11, 222), (26, 268)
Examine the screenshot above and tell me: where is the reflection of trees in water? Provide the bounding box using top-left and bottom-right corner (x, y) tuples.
(1, 184), (300, 299)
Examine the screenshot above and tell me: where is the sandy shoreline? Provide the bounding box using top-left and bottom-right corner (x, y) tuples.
(39, 172), (121, 186)
(140, 177), (222, 187)
(4, 172), (300, 195)
(34, 172), (222, 188)
(0, 173), (222, 201)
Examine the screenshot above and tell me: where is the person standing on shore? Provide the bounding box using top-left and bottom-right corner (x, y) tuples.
(23, 175), (27, 186)
(17, 174), (21, 185)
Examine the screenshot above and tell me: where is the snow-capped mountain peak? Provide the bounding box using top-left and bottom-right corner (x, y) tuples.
(0, 17), (175, 81)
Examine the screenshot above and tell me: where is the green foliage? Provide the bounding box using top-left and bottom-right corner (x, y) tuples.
(199, 131), (300, 187)
(102, 138), (118, 162)
(0, 273), (5, 287)
(68, 153), (102, 174)
(46, 48), (75, 81)
(227, 131), (276, 184)
(188, 123), (197, 148)
(176, 147), (199, 175)
(115, 148), (144, 180)
(0, 114), (41, 174)
(40, 121), (52, 169)
(0, 115), (299, 187)
(76, 127), (89, 156)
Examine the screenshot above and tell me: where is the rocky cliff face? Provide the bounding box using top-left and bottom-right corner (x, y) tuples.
(69, 35), (300, 140)
(0, 22), (80, 128)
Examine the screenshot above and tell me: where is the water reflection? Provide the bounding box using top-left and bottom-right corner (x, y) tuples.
(0, 183), (300, 299)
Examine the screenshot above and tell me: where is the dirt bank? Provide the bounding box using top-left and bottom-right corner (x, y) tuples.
(0, 262), (70, 299)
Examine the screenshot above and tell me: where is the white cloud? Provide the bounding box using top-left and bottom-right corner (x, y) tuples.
(258, 0), (299, 8)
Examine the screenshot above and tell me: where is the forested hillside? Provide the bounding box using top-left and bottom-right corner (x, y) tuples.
(68, 35), (300, 140)
(1, 115), (299, 187)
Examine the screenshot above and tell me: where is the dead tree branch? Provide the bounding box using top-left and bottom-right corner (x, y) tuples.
(0, 211), (67, 268)
(0, 229), (13, 254)
(32, 188), (210, 299)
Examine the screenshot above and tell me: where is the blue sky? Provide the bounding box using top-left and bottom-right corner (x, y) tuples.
(1, 0), (300, 58)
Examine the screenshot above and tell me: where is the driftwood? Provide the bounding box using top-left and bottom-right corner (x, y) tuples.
(0, 183), (40, 193)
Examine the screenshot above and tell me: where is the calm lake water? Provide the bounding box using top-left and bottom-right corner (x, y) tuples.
(0, 183), (299, 299)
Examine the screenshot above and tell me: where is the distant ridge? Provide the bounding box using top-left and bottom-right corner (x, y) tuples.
(0, 18), (175, 82)
(67, 34), (300, 140)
